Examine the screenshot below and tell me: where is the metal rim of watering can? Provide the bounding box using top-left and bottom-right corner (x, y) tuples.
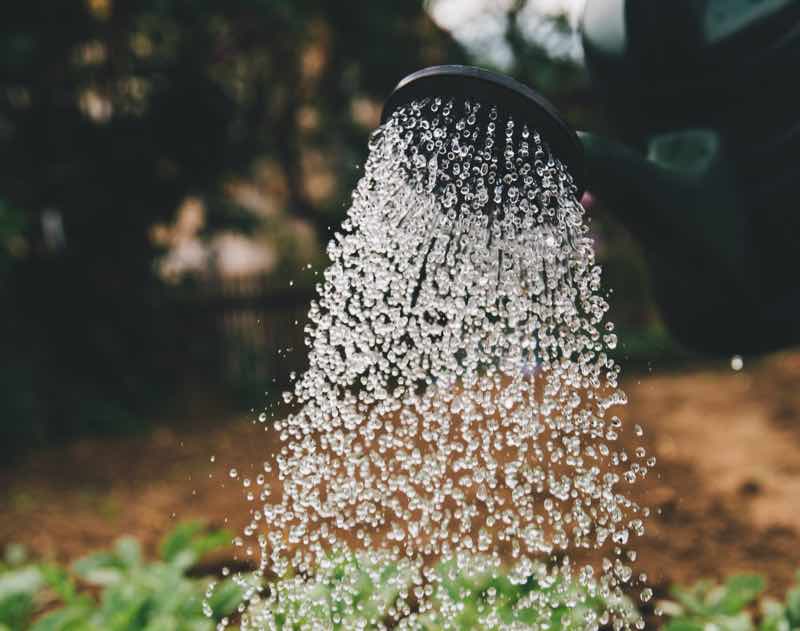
(381, 65), (585, 195)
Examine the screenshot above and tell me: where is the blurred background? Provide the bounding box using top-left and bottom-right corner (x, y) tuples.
(0, 0), (667, 450)
(1, 0), (799, 623)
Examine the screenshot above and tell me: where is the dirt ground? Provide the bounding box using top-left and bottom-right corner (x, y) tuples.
(2, 350), (800, 601)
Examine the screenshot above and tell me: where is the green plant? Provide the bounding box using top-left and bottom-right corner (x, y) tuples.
(758, 572), (800, 631)
(239, 553), (637, 631)
(242, 551), (418, 630)
(660, 572), (800, 631)
(0, 521), (242, 631)
(0, 544), (42, 630)
(9, 524), (800, 631)
(660, 574), (766, 631)
(415, 557), (637, 631)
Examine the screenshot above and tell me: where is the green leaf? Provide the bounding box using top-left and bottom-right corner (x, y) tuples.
(95, 581), (150, 630)
(785, 585), (800, 626)
(40, 565), (79, 605)
(188, 530), (231, 562)
(206, 579), (243, 618)
(0, 564), (45, 628)
(29, 600), (94, 631)
(760, 599), (790, 631)
(159, 521), (230, 570)
(0, 566), (43, 599)
(73, 552), (125, 586)
(670, 581), (714, 616)
(114, 537), (143, 569)
(0, 592), (35, 629)
(160, 521), (205, 563)
(717, 575), (766, 615)
(663, 620), (706, 631)
(724, 611), (758, 631)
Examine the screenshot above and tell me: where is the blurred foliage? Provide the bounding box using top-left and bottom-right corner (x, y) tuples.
(0, 0), (669, 449)
(416, 557), (637, 630)
(0, 521), (239, 631)
(1, 537), (632, 630)
(438, 0), (600, 131)
(0, 199), (26, 277)
(244, 552), (419, 629)
(660, 571), (800, 631)
(7, 532), (800, 631)
(0, 0), (465, 448)
(504, 2), (589, 108)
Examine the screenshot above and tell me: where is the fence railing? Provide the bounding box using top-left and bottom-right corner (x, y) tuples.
(173, 275), (315, 393)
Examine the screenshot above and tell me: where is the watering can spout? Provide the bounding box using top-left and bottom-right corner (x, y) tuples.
(579, 130), (771, 355)
(578, 0), (800, 354)
(578, 129), (751, 279)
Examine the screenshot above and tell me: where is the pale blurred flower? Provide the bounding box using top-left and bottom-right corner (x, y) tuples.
(351, 97), (382, 129)
(301, 150), (336, 204)
(211, 232), (277, 277)
(79, 87), (113, 123)
(159, 238), (209, 281)
(297, 106), (320, 132)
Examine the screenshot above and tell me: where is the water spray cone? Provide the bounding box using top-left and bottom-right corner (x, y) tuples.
(382, 65), (586, 196)
(226, 64), (655, 630)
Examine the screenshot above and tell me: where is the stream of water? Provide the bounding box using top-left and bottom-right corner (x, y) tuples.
(215, 96), (654, 630)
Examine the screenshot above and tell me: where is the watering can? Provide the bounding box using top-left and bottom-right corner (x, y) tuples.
(382, 1), (800, 355)
(580, 0), (800, 355)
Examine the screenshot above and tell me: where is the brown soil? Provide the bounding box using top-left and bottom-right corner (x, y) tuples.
(2, 350), (800, 599)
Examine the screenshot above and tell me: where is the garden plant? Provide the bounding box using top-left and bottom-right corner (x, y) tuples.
(3, 521), (800, 630)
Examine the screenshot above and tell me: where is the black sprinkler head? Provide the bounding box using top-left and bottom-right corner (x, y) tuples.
(381, 65), (585, 196)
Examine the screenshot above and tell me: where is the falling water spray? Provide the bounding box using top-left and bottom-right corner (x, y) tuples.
(213, 66), (654, 631)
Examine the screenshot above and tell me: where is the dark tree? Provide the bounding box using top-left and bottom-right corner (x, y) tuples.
(0, 0), (465, 445)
